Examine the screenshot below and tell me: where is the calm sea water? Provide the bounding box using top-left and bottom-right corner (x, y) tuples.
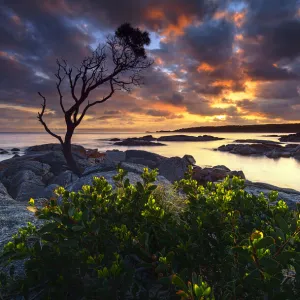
(0, 132), (299, 191)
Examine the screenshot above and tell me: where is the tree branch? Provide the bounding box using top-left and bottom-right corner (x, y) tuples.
(75, 79), (115, 126)
(37, 92), (63, 144)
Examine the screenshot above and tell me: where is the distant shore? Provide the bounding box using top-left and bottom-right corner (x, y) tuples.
(157, 123), (300, 133)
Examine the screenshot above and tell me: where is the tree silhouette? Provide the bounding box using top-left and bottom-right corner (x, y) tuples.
(38, 23), (152, 175)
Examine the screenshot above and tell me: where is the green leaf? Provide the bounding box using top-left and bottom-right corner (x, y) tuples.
(193, 284), (201, 297)
(39, 222), (57, 234)
(68, 206), (75, 217)
(275, 215), (289, 235)
(203, 286), (211, 296)
(172, 275), (188, 292)
(260, 257), (279, 272)
(255, 236), (275, 249)
(276, 251), (297, 265)
(157, 276), (172, 285)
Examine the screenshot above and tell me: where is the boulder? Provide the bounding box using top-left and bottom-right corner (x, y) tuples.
(0, 160), (53, 188)
(158, 156), (191, 182)
(234, 139), (281, 145)
(110, 138), (121, 141)
(8, 170), (45, 202)
(0, 182), (15, 205)
(139, 135), (156, 141)
(106, 150), (126, 163)
(119, 162), (149, 174)
(86, 149), (106, 159)
(11, 148), (20, 151)
(183, 154), (196, 165)
(39, 184), (59, 199)
(125, 150), (164, 167)
(82, 159), (117, 176)
(192, 166), (245, 184)
(279, 132), (300, 142)
(0, 150), (9, 154)
(26, 143), (87, 158)
(51, 170), (79, 186)
(68, 171), (142, 192)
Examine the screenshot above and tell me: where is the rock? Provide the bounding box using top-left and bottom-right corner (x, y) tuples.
(68, 170), (170, 193)
(8, 170), (45, 202)
(11, 148), (20, 151)
(13, 154), (20, 158)
(82, 159), (117, 176)
(110, 138), (121, 141)
(106, 150), (126, 163)
(158, 135), (224, 142)
(114, 139), (166, 146)
(192, 165), (245, 184)
(26, 143), (87, 158)
(0, 182), (15, 205)
(125, 150), (165, 168)
(279, 132), (300, 142)
(86, 149), (106, 159)
(183, 154), (196, 165)
(0, 160), (53, 188)
(158, 156), (191, 182)
(32, 150), (88, 175)
(68, 171), (142, 192)
(139, 135), (156, 141)
(51, 170), (79, 186)
(119, 162), (149, 174)
(0, 150), (9, 154)
(245, 181), (300, 210)
(234, 139), (281, 145)
(39, 184), (59, 199)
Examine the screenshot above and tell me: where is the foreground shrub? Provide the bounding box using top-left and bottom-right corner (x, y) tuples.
(0, 167), (300, 299)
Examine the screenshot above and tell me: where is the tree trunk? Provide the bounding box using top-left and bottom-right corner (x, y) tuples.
(62, 128), (82, 176)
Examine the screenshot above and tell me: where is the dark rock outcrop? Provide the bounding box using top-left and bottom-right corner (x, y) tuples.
(114, 139), (166, 146)
(192, 165), (245, 184)
(11, 148), (20, 152)
(158, 134), (224, 142)
(279, 132), (300, 142)
(217, 143), (300, 160)
(234, 139), (281, 145)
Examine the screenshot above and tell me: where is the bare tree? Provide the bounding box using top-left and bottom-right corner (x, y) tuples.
(37, 23), (153, 175)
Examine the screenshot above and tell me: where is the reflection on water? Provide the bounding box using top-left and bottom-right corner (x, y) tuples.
(0, 132), (299, 191)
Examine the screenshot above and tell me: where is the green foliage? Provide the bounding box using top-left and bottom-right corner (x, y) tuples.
(1, 166), (300, 299)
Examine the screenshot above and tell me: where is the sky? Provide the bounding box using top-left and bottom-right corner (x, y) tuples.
(1, 0), (300, 132)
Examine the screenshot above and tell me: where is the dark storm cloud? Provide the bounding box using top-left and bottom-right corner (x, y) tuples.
(182, 19), (235, 66)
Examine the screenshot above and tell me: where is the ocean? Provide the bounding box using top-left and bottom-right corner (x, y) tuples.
(0, 132), (299, 191)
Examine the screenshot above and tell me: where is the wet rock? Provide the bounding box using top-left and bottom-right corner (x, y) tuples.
(0, 150), (9, 154)
(11, 148), (20, 152)
(110, 138), (121, 141)
(51, 170), (79, 186)
(279, 132), (300, 142)
(183, 154), (196, 165)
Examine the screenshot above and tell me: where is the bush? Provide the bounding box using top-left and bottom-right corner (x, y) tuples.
(1, 166), (300, 299)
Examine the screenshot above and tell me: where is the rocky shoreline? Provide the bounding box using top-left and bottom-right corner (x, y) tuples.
(1, 143), (300, 249)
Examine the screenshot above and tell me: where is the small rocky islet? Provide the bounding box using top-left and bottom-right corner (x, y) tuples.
(108, 134), (224, 146)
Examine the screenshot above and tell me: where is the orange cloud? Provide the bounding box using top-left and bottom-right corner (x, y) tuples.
(197, 62), (215, 73)
(212, 80), (234, 88)
(161, 14), (194, 39)
(146, 8), (165, 20)
(213, 10), (246, 28)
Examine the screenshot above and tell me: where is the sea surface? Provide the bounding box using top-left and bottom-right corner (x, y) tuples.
(0, 132), (299, 191)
